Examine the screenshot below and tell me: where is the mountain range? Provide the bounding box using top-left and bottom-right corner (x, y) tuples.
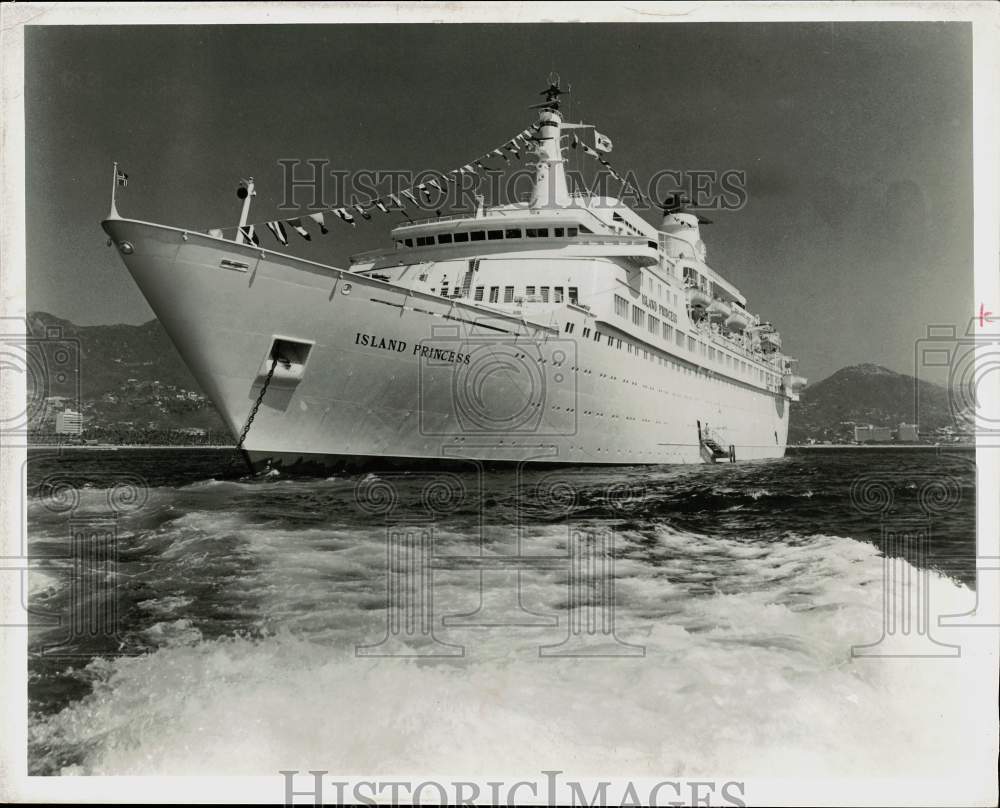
(25, 312), (962, 444)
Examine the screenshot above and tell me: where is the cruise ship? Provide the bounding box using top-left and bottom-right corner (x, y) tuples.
(102, 80), (806, 473)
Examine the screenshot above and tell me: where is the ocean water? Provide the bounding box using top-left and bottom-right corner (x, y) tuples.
(23, 447), (992, 783)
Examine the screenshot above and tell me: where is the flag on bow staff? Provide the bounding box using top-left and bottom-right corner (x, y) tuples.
(116, 169), (129, 187)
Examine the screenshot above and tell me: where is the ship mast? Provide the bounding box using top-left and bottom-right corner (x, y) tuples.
(529, 76), (571, 209)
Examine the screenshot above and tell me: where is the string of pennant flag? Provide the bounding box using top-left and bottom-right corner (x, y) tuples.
(207, 124), (634, 248)
(570, 132), (647, 205)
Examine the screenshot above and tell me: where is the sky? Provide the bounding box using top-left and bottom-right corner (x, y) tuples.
(25, 22), (973, 382)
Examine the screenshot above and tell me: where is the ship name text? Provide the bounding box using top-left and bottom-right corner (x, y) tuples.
(354, 332), (471, 364)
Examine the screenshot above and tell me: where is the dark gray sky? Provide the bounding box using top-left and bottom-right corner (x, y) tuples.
(26, 22), (972, 381)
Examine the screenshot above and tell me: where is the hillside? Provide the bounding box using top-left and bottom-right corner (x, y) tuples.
(787, 363), (959, 443)
(27, 311), (228, 441)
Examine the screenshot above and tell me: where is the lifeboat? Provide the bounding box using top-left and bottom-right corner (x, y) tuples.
(756, 324), (782, 353)
(686, 285), (710, 309)
(707, 297), (731, 322)
(724, 304), (750, 332)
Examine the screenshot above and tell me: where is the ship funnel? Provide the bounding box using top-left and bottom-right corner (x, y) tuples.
(658, 193), (711, 261)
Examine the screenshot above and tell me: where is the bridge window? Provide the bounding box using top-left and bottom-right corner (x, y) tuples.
(471, 231), (485, 241)
(417, 236), (434, 246)
(594, 330), (602, 341)
(554, 227), (565, 237)
(438, 233), (452, 244)
(454, 232), (469, 243)
(404, 238), (413, 247)
(632, 305), (643, 326)
(504, 286), (514, 303)
(489, 286), (499, 303)
(569, 287), (578, 304)
(582, 327), (590, 338)
(554, 287), (564, 303)
(567, 227), (578, 237)
(526, 285), (536, 296)
(474, 286), (484, 301)
(488, 230), (503, 240)
(664, 324), (673, 341)
(505, 228), (522, 239)
(526, 227), (549, 238)
(541, 286), (550, 302)
(614, 295), (629, 318)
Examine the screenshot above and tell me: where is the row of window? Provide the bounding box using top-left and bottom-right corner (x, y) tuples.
(561, 318), (781, 388)
(611, 211), (644, 238)
(610, 300), (780, 385)
(468, 285), (581, 305)
(399, 224), (592, 249)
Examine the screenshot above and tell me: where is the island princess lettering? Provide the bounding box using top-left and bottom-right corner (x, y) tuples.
(354, 332), (472, 364)
(102, 78), (806, 473)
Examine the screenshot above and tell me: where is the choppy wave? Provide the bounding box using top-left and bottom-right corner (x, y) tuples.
(28, 525), (987, 780)
(25, 449), (988, 783)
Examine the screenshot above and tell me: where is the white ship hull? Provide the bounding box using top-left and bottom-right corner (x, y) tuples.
(102, 218), (790, 474)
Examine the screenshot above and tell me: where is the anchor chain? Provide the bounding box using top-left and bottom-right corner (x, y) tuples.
(228, 356), (280, 472)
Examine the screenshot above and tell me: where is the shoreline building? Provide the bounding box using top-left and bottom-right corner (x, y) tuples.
(54, 409), (84, 436)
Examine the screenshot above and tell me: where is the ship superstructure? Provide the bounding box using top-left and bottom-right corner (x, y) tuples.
(102, 79), (805, 473)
